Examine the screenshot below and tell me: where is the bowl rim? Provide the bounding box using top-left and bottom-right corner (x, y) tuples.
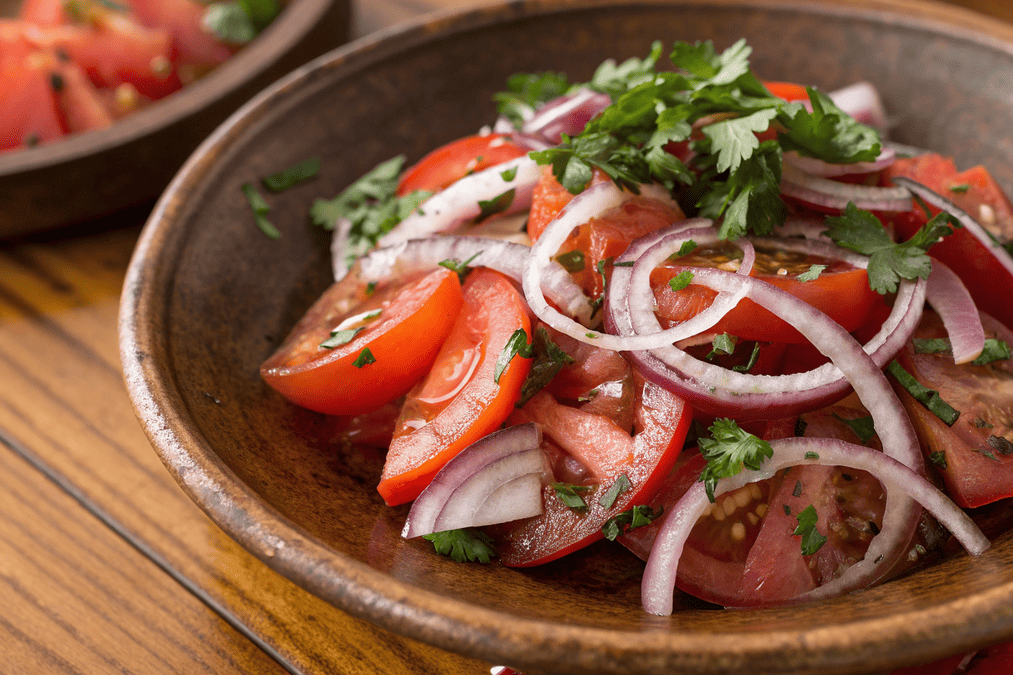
(0, 0), (338, 178)
(119, 1), (1013, 672)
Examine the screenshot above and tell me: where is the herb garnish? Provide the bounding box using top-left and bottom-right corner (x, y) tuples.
(555, 250), (587, 273)
(832, 413), (876, 445)
(203, 0), (280, 45)
(796, 264), (827, 282)
(668, 269), (694, 291)
(794, 505), (828, 555)
(516, 326), (575, 407)
(262, 156), (321, 192)
(599, 473), (632, 509)
(422, 529), (496, 563)
(886, 360), (960, 425)
(352, 348), (376, 368)
(494, 329), (533, 384)
(241, 182), (280, 239)
(698, 418), (773, 502)
(601, 505), (663, 541)
(320, 327), (364, 349)
(553, 483), (591, 511)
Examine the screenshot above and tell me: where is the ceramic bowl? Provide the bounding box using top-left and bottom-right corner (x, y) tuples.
(119, 1), (1013, 673)
(0, 0), (350, 238)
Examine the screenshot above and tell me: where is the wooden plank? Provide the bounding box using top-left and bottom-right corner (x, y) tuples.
(0, 440), (290, 675)
(0, 224), (496, 675)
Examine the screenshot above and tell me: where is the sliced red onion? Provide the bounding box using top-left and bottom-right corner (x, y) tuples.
(641, 437), (988, 615)
(401, 424), (549, 538)
(784, 145), (896, 178)
(828, 81), (890, 132)
(781, 163), (913, 212)
(331, 216), (354, 280)
(609, 227), (926, 420)
(925, 257), (985, 364)
(892, 176), (1013, 280)
(521, 88), (612, 144)
(355, 235), (592, 324)
(377, 154), (542, 248)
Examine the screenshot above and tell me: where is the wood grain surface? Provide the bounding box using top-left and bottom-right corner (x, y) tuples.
(0, 1), (1009, 674)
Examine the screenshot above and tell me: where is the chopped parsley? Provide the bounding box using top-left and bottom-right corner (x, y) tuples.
(886, 360), (960, 426)
(732, 341), (761, 373)
(601, 505), (663, 541)
(494, 329), (533, 384)
(988, 435), (1013, 456)
(698, 418), (773, 502)
(516, 326), (575, 407)
(929, 451), (948, 469)
(706, 333), (737, 360)
(796, 264), (827, 282)
(438, 251), (482, 282)
(823, 203), (960, 294)
(914, 337), (1011, 365)
(262, 156), (321, 192)
(672, 240), (698, 258)
(804, 451), (820, 460)
(422, 529), (496, 563)
(668, 269), (694, 291)
(241, 181), (280, 239)
(553, 483), (591, 511)
(476, 188), (516, 222)
(832, 413), (876, 445)
(352, 348), (376, 368)
(320, 327), (364, 349)
(555, 249), (587, 273)
(599, 473), (632, 509)
(794, 505), (828, 556)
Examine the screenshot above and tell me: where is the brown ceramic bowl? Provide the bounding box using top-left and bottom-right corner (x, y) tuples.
(0, 0), (349, 239)
(119, 1), (1013, 673)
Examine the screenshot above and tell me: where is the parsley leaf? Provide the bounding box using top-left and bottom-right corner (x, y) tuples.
(555, 249), (586, 273)
(352, 348), (376, 368)
(914, 337), (1011, 365)
(553, 483), (591, 511)
(422, 529), (496, 563)
(832, 413), (876, 445)
(778, 88), (880, 163)
(599, 473), (632, 509)
(601, 505), (663, 541)
(887, 360), (960, 425)
(476, 188), (515, 222)
(796, 264), (826, 282)
(823, 202), (959, 294)
(320, 327), (363, 349)
(698, 418), (773, 502)
(494, 329), (533, 384)
(241, 182), (280, 239)
(668, 269), (694, 291)
(794, 505), (828, 556)
(494, 72), (572, 128)
(516, 326), (575, 407)
(262, 156), (320, 192)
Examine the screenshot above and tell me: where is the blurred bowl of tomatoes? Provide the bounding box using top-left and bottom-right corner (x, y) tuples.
(0, 0), (349, 238)
(119, 1), (1013, 674)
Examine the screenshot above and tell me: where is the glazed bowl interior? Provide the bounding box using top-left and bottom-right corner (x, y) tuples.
(0, 0), (349, 238)
(120, 1), (1013, 673)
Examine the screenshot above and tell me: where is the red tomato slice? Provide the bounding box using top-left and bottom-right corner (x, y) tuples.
(54, 60), (114, 133)
(881, 153), (1013, 331)
(620, 405), (888, 607)
(18, 0), (66, 25)
(526, 166), (611, 241)
(377, 268), (533, 506)
(128, 0), (233, 68)
(396, 133), (529, 196)
(0, 51), (66, 151)
(893, 309), (1013, 508)
(651, 240), (885, 344)
(261, 268), (463, 417)
(488, 327), (692, 567)
(762, 80), (811, 102)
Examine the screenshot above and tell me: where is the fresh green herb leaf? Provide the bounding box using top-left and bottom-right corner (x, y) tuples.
(202, 2), (256, 44)
(476, 188), (516, 223)
(601, 505), (663, 541)
(438, 251), (482, 282)
(793, 504), (828, 556)
(493, 72), (572, 128)
(702, 108), (780, 174)
(794, 417), (808, 437)
(804, 451), (820, 460)
(422, 529), (496, 563)
(589, 40), (664, 99)
(320, 327), (364, 349)
(975, 339), (1012, 365)
(796, 263), (827, 282)
(948, 183), (971, 194)
(824, 203), (959, 294)
(555, 250), (586, 273)
(778, 88), (881, 164)
(698, 418), (774, 502)
(262, 156), (320, 192)
(599, 473), (632, 509)
(887, 360), (960, 425)
(929, 451), (948, 469)
(832, 413), (876, 445)
(500, 166), (518, 182)
(731, 341), (761, 373)
(553, 483), (591, 510)
(517, 326), (575, 407)
(668, 269), (694, 291)
(241, 182), (280, 239)
(352, 348), (376, 368)
(783, 504), (792, 515)
(792, 480), (803, 497)
(913, 337), (953, 355)
(671, 240), (698, 258)
(494, 329), (533, 384)
(988, 435), (1013, 456)
(706, 333), (737, 360)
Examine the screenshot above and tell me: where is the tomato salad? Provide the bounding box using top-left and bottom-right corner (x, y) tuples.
(1, 0), (282, 152)
(259, 40), (1013, 614)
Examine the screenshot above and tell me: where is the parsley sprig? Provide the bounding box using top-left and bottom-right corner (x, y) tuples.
(698, 418), (773, 502)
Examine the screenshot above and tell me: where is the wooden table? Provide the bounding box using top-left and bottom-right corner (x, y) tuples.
(0, 1), (1009, 673)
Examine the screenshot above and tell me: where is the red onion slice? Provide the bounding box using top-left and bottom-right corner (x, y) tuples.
(641, 437), (989, 615)
(402, 424), (549, 538)
(781, 163), (913, 212)
(828, 81), (890, 132)
(926, 257), (985, 364)
(378, 154), (542, 248)
(784, 145), (896, 178)
(521, 87), (613, 144)
(355, 235), (592, 324)
(611, 227), (926, 420)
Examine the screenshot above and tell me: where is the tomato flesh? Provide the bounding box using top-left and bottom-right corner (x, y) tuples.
(261, 268), (463, 417)
(377, 269), (532, 506)
(893, 310), (1013, 508)
(652, 241), (884, 344)
(397, 133), (529, 197)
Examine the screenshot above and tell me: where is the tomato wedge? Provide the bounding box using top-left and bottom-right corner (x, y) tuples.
(377, 268), (533, 506)
(489, 327), (692, 567)
(261, 268), (463, 416)
(396, 133), (529, 197)
(892, 309), (1013, 508)
(881, 153), (1013, 331)
(0, 49), (66, 151)
(651, 240), (884, 344)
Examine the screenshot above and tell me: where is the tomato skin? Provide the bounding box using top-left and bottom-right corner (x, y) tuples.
(762, 80), (811, 102)
(651, 243), (885, 344)
(396, 133), (529, 197)
(377, 269), (532, 506)
(128, 0), (234, 67)
(491, 331), (692, 567)
(881, 153), (1013, 331)
(261, 268), (463, 417)
(893, 310), (1013, 508)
